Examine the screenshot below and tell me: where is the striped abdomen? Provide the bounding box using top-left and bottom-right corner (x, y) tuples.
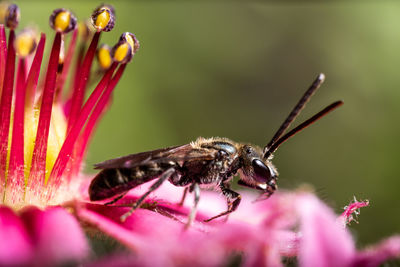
(89, 163), (174, 201)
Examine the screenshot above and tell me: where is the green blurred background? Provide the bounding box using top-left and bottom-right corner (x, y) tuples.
(17, 0), (400, 247)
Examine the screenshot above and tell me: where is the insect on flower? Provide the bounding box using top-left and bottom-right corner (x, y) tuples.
(89, 74), (343, 225)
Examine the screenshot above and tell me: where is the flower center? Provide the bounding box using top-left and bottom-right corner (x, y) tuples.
(0, 3), (139, 210)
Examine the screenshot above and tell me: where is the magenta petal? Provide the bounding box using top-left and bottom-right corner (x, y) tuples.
(0, 206), (33, 265)
(353, 235), (400, 267)
(297, 194), (356, 267)
(76, 203), (147, 250)
(20, 206), (89, 265)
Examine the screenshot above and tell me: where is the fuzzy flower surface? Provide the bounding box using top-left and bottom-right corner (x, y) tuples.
(0, 3), (399, 267)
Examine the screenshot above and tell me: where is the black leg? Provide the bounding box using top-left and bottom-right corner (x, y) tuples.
(104, 192), (127, 205)
(185, 183), (200, 228)
(120, 168), (176, 222)
(178, 187), (189, 206)
(204, 183), (241, 222)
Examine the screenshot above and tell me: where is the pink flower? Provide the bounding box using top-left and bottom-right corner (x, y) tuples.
(0, 3), (138, 265)
(0, 2), (399, 267)
(77, 182), (400, 267)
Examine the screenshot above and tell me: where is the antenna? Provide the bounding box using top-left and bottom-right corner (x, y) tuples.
(263, 74), (325, 156)
(263, 100), (343, 159)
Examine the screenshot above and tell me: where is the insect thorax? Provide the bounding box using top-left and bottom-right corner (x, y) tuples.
(184, 137), (242, 184)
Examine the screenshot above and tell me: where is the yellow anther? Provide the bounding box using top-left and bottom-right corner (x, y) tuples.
(54, 11), (70, 32)
(91, 4), (115, 32)
(78, 20), (91, 41)
(97, 44), (112, 69)
(5, 3), (20, 29)
(113, 42), (130, 63)
(0, 2), (10, 24)
(120, 32), (140, 55)
(50, 9), (77, 34)
(95, 9), (110, 30)
(15, 29), (37, 58)
(125, 34), (135, 52)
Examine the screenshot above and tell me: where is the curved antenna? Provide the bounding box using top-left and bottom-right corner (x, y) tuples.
(263, 101), (343, 159)
(263, 73), (325, 155)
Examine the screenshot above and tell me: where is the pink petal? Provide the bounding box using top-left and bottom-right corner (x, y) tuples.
(20, 206), (89, 265)
(0, 206), (33, 265)
(297, 194), (356, 267)
(353, 235), (400, 267)
(76, 203), (146, 250)
(276, 230), (301, 257)
(78, 203), (263, 267)
(80, 181), (302, 266)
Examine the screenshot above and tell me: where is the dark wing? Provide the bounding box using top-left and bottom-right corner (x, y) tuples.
(94, 144), (217, 169)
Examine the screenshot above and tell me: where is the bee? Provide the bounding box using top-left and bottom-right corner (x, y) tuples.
(89, 74), (343, 224)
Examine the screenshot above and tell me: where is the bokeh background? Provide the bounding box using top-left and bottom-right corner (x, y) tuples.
(17, 0), (400, 247)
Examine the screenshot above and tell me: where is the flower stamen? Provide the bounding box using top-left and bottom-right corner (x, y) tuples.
(55, 28), (78, 102)
(97, 44), (112, 70)
(0, 25), (16, 199)
(50, 62), (118, 187)
(0, 25), (6, 88)
(4, 3), (19, 30)
(91, 4), (115, 32)
(50, 9), (77, 34)
(28, 31), (62, 191)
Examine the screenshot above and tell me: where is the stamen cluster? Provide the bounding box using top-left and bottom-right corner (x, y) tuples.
(0, 3), (139, 209)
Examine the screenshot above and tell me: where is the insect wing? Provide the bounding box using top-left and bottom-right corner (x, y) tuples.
(94, 144), (216, 169)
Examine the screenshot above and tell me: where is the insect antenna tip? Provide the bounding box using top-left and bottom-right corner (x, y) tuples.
(318, 73), (325, 82)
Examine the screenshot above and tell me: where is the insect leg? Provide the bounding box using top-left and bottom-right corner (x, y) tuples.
(204, 184), (241, 222)
(120, 168), (176, 222)
(104, 192), (127, 205)
(185, 183), (200, 228)
(178, 187), (189, 206)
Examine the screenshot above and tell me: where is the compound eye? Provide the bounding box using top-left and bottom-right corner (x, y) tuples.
(252, 159), (271, 183)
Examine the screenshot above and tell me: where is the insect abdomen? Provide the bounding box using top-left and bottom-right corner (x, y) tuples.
(89, 167), (164, 201)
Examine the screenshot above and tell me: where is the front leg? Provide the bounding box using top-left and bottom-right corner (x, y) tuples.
(185, 183), (200, 228)
(204, 183), (241, 222)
